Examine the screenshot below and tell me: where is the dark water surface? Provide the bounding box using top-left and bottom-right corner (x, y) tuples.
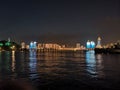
(0, 50), (120, 90)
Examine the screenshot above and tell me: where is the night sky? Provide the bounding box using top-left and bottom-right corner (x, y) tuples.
(0, 0), (119, 46)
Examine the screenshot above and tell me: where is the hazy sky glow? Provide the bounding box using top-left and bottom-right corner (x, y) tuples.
(0, 0), (119, 46)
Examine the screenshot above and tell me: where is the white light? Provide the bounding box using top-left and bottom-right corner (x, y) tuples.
(34, 41), (37, 44)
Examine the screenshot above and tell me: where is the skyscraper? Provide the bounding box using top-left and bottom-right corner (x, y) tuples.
(96, 37), (102, 48)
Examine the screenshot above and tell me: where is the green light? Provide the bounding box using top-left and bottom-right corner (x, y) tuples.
(0, 43), (3, 47)
(5, 42), (11, 46)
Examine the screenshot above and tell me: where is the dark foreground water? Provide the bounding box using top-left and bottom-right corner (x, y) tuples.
(0, 50), (120, 90)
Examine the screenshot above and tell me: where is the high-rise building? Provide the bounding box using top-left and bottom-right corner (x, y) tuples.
(91, 41), (95, 48)
(29, 41), (37, 50)
(86, 40), (95, 49)
(86, 40), (91, 49)
(96, 37), (102, 48)
(21, 42), (25, 49)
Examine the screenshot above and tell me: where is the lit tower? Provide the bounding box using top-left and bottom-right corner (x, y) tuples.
(96, 37), (102, 48)
(8, 37), (11, 42)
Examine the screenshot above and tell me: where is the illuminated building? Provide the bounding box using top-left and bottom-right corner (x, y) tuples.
(86, 40), (91, 49)
(33, 41), (37, 49)
(20, 41), (87, 51)
(44, 43), (61, 50)
(30, 41), (33, 49)
(62, 45), (65, 48)
(96, 37), (102, 48)
(86, 40), (95, 49)
(21, 42), (26, 49)
(29, 41), (37, 51)
(76, 43), (80, 48)
(91, 41), (95, 48)
(37, 43), (42, 50)
(0, 40), (20, 51)
(26, 45), (29, 49)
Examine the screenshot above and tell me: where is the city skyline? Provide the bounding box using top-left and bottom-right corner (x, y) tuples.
(0, 0), (119, 45)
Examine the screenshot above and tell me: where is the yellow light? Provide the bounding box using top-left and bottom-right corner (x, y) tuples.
(11, 45), (16, 50)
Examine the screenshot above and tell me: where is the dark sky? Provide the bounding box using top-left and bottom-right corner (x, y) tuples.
(0, 0), (120, 46)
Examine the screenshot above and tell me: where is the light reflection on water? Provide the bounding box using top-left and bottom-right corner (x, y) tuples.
(29, 51), (38, 80)
(86, 50), (97, 77)
(29, 51), (37, 72)
(11, 51), (15, 72)
(96, 54), (105, 78)
(0, 51), (120, 89)
(85, 50), (104, 78)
